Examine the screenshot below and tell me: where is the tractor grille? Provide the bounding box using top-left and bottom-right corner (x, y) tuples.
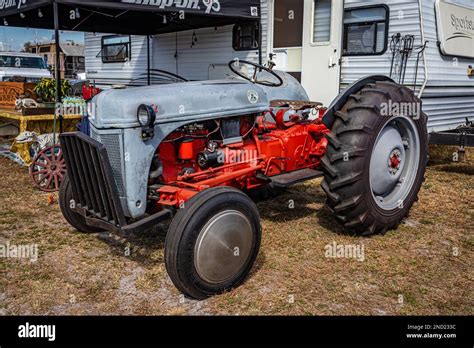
(60, 133), (126, 228)
(90, 129), (125, 197)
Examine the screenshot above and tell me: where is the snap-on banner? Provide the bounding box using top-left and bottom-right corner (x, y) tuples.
(0, 0), (261, 35)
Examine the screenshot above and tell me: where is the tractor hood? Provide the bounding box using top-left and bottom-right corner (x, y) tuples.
(89, 72), (309, 129)
(86, 72), (309, 220)
(89, 80), (269, 129)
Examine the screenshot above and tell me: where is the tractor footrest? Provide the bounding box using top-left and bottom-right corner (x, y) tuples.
(270, 168), (323, 188)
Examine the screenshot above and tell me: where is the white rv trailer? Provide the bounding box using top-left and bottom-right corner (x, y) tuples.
(84, 0), (473, 133)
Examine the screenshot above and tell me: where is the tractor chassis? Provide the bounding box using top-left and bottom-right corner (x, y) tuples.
(60, 107), (329, 236)
(58, 76), (429, 299)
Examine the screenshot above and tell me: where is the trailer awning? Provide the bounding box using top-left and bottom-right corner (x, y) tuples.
(0, 0), (260, 35)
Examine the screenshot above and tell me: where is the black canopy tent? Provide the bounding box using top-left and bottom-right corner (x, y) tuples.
(0, 0), (261, 35)
(0, 0), (261, 132)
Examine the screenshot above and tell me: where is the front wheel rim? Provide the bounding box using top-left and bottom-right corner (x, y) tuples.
(194, 210), (254, 285)
(369, 116), (421, 211)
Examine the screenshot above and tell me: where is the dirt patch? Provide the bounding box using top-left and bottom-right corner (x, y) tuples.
(0, 145), (472, 315)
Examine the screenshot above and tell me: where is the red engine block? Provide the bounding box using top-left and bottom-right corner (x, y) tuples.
(153, 108), (329, 208)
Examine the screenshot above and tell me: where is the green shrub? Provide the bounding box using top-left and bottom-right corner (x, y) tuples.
(34, 78), (72, 103)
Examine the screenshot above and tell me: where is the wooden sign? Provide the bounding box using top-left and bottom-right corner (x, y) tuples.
(0, 82), (37, 109)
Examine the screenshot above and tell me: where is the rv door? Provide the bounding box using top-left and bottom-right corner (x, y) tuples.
(301, 0), (343, 105)
(270, 0), (305, 82)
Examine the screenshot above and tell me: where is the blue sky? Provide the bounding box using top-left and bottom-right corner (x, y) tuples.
(0, 27), (84, 52)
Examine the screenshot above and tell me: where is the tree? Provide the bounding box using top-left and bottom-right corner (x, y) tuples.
(23, 41), (33, 53)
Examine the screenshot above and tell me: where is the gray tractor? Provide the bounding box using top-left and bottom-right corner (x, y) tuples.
(59, 60), (428, 299)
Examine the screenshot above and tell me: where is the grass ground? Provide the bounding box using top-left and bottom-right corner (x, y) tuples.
(0, 145), (472, 315)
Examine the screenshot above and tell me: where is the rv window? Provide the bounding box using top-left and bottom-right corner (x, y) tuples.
(101, 35), (131, 63)
(343, 5), (389, 56)
(233, 22), (260, 51)
(313, 0), (332, 43)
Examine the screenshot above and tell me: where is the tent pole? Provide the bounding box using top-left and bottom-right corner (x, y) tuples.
(258, 20), (263, 66)
(53, 1), (63, 137)
(147, 35), (151, 86)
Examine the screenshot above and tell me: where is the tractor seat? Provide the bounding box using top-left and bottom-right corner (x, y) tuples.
(269, 99), (323, 111)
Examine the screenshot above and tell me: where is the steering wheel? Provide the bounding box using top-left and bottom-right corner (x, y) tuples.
(229, 59), (283, 87)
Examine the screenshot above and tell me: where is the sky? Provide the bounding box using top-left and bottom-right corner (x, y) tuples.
(0, 27), (84, 52)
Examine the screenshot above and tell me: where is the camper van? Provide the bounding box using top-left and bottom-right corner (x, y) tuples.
(0, 51), (52, 83)
(84, 0), (474, 133)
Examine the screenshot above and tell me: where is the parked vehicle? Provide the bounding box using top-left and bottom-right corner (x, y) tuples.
(59, 59), (428, 299)
(0, 52), (52, 83)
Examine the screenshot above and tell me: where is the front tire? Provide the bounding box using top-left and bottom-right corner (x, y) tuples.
(165, 187), (262, 300)
(321, 81), (428, 235)
(59, 175), (104, 233)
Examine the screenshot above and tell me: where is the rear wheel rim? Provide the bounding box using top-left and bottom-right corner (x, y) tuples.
(194, 210), (253, 285)
(369, 116), (421, 211)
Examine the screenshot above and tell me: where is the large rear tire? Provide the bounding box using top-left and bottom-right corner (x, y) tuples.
(165, 187), (262, 300)
(321, 81), (428, 235)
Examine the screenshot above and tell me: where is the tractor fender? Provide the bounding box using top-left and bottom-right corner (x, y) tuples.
(322, 75), (395, 129)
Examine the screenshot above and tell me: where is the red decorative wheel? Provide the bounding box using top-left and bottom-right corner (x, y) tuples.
(29, 145), (67, 192)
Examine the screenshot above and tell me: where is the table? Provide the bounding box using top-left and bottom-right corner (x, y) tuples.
(0, 109), (82, 165)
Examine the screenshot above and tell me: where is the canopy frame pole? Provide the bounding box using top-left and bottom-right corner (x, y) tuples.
(147, 35), (151, 86)
(53, 1), (63, 139)
(258, 19), (263, 66)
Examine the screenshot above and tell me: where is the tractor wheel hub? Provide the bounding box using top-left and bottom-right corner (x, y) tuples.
(370, 126), (405, 196)
(388, 149), (402, 174)
(194, 210), (253, 284)
(369, 116), (421, 210)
